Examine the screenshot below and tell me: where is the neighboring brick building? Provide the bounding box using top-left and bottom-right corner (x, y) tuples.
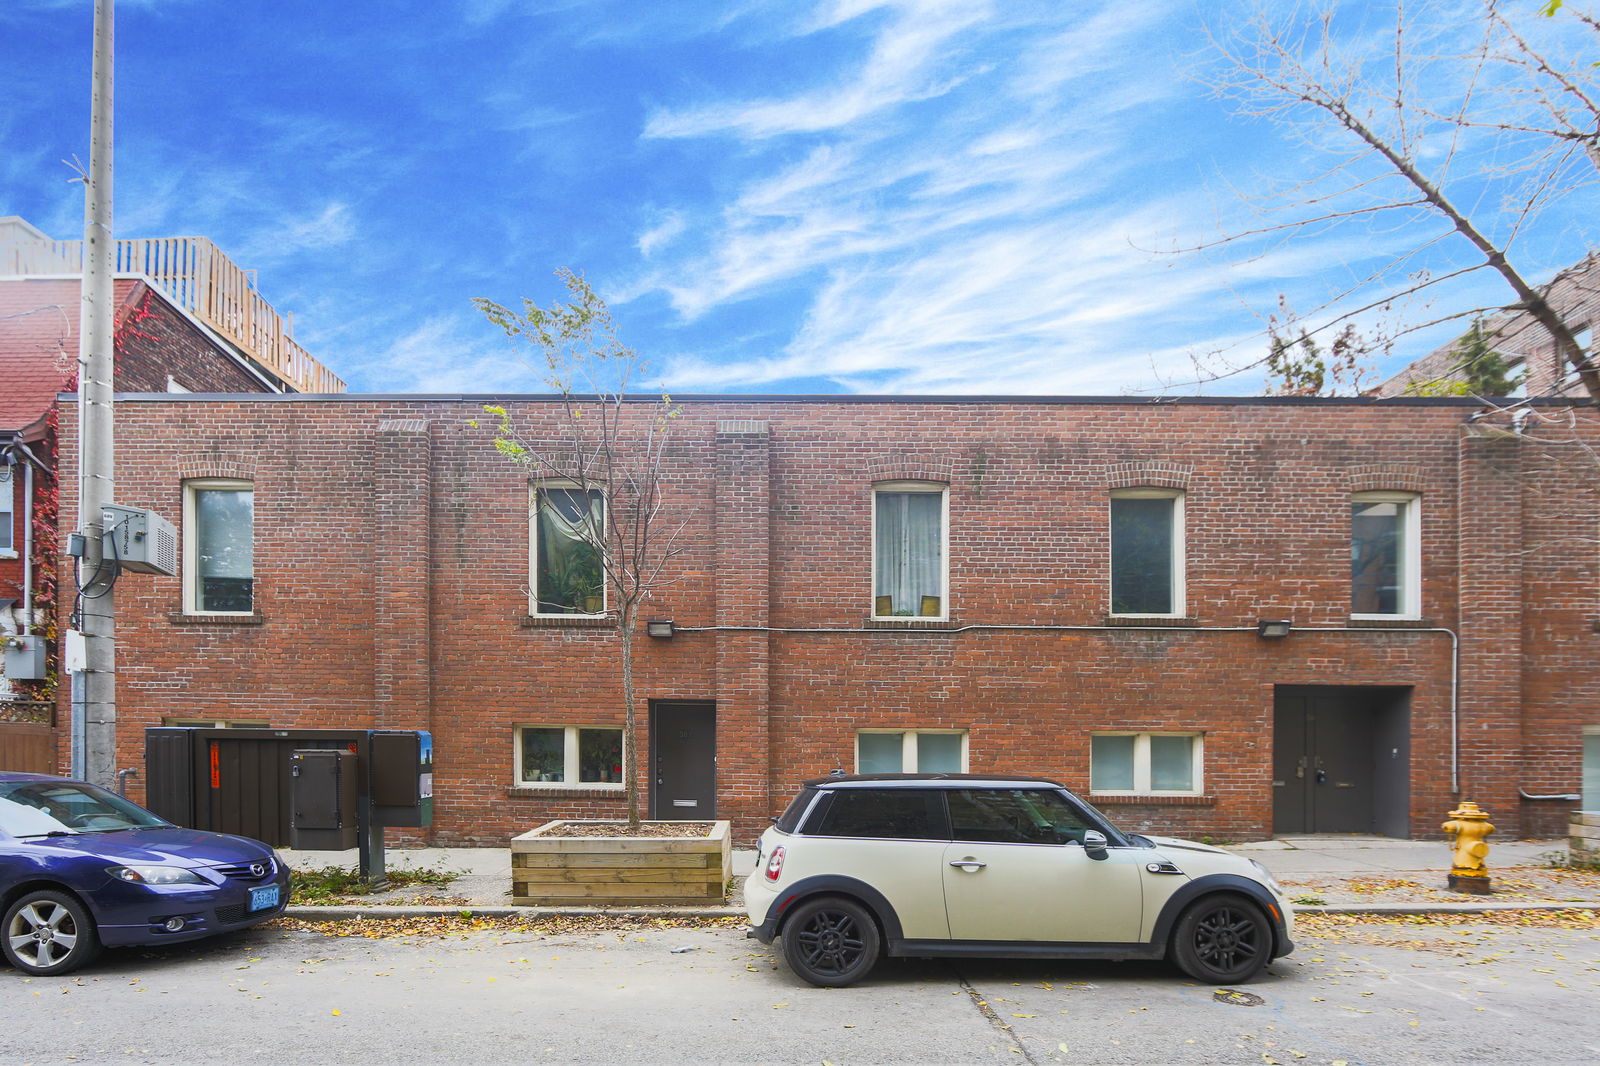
(1379, 255), (1600, 398)
(57, 392), (1600, 843)
(0, 218), (343, 768)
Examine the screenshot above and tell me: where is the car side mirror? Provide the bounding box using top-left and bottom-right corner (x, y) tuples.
(1083, 830), (1109, 860)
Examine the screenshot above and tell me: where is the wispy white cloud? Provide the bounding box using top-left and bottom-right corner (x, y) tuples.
(644, 0), (991, 139)
(345, 313), (549, 395)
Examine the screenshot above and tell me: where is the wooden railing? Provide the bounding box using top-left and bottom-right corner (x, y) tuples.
(2, 234), (345, 394)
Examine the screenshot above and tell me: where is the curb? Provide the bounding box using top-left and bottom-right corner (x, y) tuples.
(279, 901), (1600, 922)
(282, 905), (747, 921)
(1294, 901), (1600, 916)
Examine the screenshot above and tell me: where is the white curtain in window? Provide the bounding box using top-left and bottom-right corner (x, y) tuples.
(876, 491), (941, 614)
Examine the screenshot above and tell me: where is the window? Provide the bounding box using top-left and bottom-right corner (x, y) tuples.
(531, 486), (605, 615)
(1351, 492), (1420, 617)
(809, 788), (947, 839)
(947, 788), (1096, 844)
(1110, 489), (1184, 616)
(856, 729), (966, 773)
(516, 725), (623, 786)
(873, 483), (946, 618)
(1583, 726), (1600, 812)
(183, 479), (254, 614)
(1090, 733), (1202, 795)
(0, 463), (14, 555)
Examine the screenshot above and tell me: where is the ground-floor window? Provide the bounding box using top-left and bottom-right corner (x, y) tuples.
(856, 729), (966, 774)
(1584, 726), (1600, 811)
(1090, 732), (1202, 795)
(516, 725), (623, 786)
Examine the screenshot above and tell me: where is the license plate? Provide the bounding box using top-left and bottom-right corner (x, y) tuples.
(249, 885), (280, 912)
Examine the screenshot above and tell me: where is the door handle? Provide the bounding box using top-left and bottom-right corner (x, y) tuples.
(948, 860), (987, 871)
(1315, 770), (1327, 784)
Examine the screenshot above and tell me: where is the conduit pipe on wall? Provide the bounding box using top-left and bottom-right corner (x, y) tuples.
(675, 622), (1462, 792)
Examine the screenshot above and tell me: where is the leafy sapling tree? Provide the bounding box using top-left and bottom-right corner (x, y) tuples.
(473, 270), (683, 828)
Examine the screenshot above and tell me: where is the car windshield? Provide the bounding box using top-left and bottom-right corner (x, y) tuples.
(0, 780), (169, 837)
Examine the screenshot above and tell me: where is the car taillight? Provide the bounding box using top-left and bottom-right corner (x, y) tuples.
(764, 845), (785, 882)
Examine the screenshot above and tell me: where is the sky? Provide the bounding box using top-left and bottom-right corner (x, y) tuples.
(2, 0), (1596, 397)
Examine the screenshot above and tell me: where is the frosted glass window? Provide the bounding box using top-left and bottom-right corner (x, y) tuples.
(858, 733), (906, 773)
(1091, 735), (1136, 791)
(1150, 735), (1195, 791)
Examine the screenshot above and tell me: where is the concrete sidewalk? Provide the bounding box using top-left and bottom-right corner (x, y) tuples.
(277, 835), (1600, 920)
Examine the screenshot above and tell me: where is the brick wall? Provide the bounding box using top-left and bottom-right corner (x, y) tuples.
(57, 395), (1600, 845)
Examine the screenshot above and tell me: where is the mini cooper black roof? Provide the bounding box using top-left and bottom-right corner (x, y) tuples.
(800, 773), (1069, 790)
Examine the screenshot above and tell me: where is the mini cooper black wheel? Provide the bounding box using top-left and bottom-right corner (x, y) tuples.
(1171, 894), (1270, 983)
(3, 889), (102, 977)
(781, 896), (881, 987)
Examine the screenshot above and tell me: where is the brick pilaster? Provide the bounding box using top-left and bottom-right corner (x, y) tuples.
(373, 419), (432, 735)
(714, 420), (771, 834)
(1455, 425), (1524, 830)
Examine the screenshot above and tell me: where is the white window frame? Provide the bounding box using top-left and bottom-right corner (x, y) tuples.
(1108, 488), (1186, 618)
(0, 463), (15, 558)
(182, 478), (254, 616)
(514, 724), (625, 789)
(855, 728), (968, 773)
(528, 482), (608, 617)
(871, 481), (949, 620)
(1350, 491), (1421, 620)
(1089, 731), (1204, 796)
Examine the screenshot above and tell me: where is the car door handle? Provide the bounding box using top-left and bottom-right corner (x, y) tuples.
(948, 860), (987, 871)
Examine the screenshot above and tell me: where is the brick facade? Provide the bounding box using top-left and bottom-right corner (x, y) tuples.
(57, 394), (1600, 844)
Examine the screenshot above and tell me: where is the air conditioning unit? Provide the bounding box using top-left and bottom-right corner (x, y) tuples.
(102, 504), (179, 576)
(3, 633), (47, 680)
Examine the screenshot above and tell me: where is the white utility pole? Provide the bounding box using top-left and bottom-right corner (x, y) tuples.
(78, 0), (117, 787)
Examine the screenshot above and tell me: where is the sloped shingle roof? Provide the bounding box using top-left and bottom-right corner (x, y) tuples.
(0, 278), (142, 431)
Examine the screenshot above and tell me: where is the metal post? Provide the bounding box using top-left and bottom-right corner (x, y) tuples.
(77, 0), (117, 788)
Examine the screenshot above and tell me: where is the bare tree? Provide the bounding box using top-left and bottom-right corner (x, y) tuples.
(474, 270), (684, 827)
(1196, 1), (1600, 405)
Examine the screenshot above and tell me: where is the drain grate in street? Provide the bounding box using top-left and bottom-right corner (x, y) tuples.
(1214, 989), (1265, 1007)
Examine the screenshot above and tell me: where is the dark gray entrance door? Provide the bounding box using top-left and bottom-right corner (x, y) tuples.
(1273, 686), (1410, 836)
(649, 701), (716, 821)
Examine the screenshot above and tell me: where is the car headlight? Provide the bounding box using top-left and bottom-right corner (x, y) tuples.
(1248, 859), (1283, 895)
(109, 865), (206, 886)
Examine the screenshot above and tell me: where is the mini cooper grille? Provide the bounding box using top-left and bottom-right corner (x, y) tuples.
(213, 859), (276, 883)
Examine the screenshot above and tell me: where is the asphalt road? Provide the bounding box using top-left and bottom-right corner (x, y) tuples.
(1, 917), (1596, 1065)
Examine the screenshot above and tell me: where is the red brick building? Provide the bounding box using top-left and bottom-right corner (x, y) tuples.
(1, 218), (343, 767)
(58, 393), (1599, 843)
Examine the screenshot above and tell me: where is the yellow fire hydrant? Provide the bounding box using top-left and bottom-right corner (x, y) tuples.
(1442, 801), (1495, 895)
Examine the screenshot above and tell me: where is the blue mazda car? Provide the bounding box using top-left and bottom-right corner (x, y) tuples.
(0, 771), (290, 975)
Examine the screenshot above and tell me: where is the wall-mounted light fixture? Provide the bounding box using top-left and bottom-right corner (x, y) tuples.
(1255, 619), (1293, 639)
(646, 619), (675, 639)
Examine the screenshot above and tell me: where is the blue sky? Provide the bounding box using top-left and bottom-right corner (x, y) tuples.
(3, 0), (1595, 395)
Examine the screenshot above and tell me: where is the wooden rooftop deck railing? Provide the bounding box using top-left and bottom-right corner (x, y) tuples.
(2, 233), (346, 394)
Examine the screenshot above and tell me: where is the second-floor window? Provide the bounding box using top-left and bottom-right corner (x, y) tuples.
(1351, 492), (1420, 617)
(532, 486), (605, 616)
(183, 479), (253, 614)
(1110, 489), (1184, 616)
(873, 483), (946, 618)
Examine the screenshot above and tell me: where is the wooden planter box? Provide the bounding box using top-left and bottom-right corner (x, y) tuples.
(1571, 811), (1599, 862)
(511, 820), (732, 906)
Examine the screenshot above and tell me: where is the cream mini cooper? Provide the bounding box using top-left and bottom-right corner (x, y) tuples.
(746, 774), (1294, 987)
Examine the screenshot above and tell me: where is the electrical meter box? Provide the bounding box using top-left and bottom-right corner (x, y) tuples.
(289, 749), (360, 850)
(370, 730), (433, 827)
(102, 504), (178, 576)
(3, 633), (47, 679)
